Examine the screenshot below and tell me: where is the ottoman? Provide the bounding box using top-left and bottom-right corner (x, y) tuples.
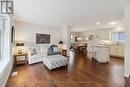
(43, 55), (69, 70)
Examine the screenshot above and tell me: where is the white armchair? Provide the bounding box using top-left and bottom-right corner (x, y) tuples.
(28, 45), (48, 64)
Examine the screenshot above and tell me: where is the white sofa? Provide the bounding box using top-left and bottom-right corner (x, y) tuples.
(28, 45), (49, 64)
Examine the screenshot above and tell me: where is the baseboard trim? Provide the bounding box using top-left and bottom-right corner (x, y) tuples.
(3, 67), (12, 87)
(3, 60), (15, 87)
(124, 73), (130, 78)
(110, 55), (124, 59)
(1, 61), (13, 87)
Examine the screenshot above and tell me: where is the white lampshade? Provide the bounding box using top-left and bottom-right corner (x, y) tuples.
(77, 37), (82, 41)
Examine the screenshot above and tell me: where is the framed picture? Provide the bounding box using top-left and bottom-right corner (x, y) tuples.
(36, 34), (50, 44)
(11, 26), (15, 43)
(89, 35), (94, 40)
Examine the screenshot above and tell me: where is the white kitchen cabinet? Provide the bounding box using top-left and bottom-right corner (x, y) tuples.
(109, 46), (124, 57)
(92, 45), (110, 63)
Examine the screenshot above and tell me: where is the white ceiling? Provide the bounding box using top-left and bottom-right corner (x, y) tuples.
(126, 0), (130, 5)
(15, 0), (125, 31)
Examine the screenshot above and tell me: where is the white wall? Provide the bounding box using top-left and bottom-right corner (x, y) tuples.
(124, 5), (130, 77)
(15, 21), (63, 45)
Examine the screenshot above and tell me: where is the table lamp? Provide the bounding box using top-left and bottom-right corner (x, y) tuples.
(59, 41), (63, 44)
(16, 42), (24, 54)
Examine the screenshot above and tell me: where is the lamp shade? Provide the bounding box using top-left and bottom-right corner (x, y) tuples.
(16, 43), (24, 46)
(59, 41), (63, 44)
(77, 37), (82, 41)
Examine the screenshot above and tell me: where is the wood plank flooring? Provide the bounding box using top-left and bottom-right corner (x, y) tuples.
(6, 51), (125, 87)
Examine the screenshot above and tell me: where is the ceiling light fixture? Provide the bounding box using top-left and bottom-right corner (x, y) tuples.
(96, 22), (100, 25)
(116, 27), (122, 30)
(109, 21), (117, 25)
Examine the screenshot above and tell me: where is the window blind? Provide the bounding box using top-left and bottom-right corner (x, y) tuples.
(0, 17), (5, 31)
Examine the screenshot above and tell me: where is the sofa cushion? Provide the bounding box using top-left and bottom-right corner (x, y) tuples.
(40, 45), (50, 53)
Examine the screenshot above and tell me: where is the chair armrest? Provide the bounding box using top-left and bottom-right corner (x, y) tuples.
(27, 49), (33, 59)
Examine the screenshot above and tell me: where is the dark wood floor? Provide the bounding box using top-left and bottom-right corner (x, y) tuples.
(6, 52), (125, 87)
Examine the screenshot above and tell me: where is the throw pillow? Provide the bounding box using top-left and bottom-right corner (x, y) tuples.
(30, 48), (37, 55)
(47, 45), (60, 56)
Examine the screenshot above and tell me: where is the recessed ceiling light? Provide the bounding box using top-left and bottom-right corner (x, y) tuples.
(96, 22), (100, 25)
(116, 27), (122, 29)
(109, 21), (117, 25)
(116, 27), (124, 30)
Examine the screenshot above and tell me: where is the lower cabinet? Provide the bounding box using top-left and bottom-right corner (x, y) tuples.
(92, 46), (110, 63)
(109, 46), (124, 58)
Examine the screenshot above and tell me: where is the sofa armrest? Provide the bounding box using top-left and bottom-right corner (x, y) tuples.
(27, 49), (32, 60)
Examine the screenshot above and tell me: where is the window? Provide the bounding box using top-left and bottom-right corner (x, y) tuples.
(0, 31), (1, 60)
(0, 31), (3, 60)
(112, 32), (125, 41)
(0, 16), (5, 60)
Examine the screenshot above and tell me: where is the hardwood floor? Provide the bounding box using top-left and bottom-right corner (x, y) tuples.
(125, 76), (130, 87)
(6, 51), (125, 87)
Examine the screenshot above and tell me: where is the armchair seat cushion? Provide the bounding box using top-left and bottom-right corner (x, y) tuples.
(30, 53), (43, 59)
(43, 55), (68, 70)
